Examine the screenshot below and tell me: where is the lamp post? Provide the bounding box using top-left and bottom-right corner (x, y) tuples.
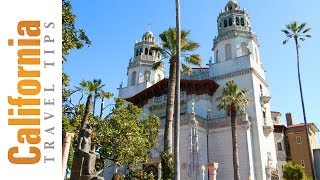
(201, 165), (206, 180)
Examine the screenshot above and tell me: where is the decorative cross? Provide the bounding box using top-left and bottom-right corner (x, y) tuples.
(147, 24), (151, 31)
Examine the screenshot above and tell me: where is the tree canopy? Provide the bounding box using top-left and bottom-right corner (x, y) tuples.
(62, 0), (91, 62)
(98, 98), (160, 167)
(283, 161), (311, 180)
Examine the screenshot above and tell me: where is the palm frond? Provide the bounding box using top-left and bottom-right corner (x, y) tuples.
(181, 41), (200, 52)
(184, 54), (201, 66)
(216, 81), (250, 113)
(181, 63), (192, 74)
(281, 29), (290, 35)
(297, 22), (306, 33)
(152, 61), (162, 70)
(282, 21), (311, 45)
(302, 28), (311, 34)
(291, 21), (298, 33)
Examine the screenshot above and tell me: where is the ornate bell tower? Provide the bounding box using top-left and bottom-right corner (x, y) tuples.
(119, 27), (165, 98)
(208, 1), (277, 179)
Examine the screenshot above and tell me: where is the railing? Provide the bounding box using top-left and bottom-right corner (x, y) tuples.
(134, 54), (159, 62)
(153, 92), (187, 104)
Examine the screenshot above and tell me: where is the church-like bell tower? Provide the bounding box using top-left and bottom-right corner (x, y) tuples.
(118, 27), (165, 98)
(209, 0), (264, 78)
(208, 1), (277, 179)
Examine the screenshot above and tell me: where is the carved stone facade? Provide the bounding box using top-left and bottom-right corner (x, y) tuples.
(110, 1), (278, 179)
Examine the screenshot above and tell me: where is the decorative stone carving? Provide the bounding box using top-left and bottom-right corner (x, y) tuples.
(263, 124), (274, 137)
(260, 95), (271, 105)
(265, 152), (278, 180)
(241, 120), (251, 130)
(71, 124), (104, 180)
(208, 162), (219, 180)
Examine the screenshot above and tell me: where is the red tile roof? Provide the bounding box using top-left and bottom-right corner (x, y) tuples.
(126, 78), (219, 107)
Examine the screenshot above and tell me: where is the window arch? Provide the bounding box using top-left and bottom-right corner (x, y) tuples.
(241, 18), (245, 26)
(225, 44), (232, 60)
(145, 48), (148, 55)
(228, 17), (232, 26)
(144, 70), (151, 82)
(135, 49), (139, 56)
(131, 71), (137, 86)
(224, 19), (227, 27)
(241, 42), (249, 56)
(236, 17), (240, 25)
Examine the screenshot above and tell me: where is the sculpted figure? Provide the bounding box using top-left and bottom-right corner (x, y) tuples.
(75, 123), (104, 179)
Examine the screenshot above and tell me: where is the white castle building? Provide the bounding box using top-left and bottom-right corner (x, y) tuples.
(114, 0), (279, 179)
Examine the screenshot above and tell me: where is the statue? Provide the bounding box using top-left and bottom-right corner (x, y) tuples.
(78, 124), (92, 153)
(71, 123), (104, 180)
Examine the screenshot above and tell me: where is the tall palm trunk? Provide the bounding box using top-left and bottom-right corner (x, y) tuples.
(230, 104), (240, 180)
(93, 92), (97, 115)
(294, 36), (315, 179)
(99, 97), (105, 119)
(80, 93), (93, 131)
(164, 57), (176, 153)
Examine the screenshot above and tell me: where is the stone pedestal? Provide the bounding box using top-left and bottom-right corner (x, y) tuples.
(62, 132), (74, 179)
(70, 149), (104, 180)
(208, 162), (219, 180)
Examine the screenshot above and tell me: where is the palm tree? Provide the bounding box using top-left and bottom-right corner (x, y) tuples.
(98, 91), (113, 119)
(216, 81), (250, 180)
(282, 21), (315, 179)
(92, 79), (105, 116)
(152, 27), (200, 179)
(78, 80), (104, 132)
(152, 28), (201, 153)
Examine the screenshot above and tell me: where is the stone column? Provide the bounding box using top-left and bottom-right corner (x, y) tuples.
(208, 162), (219, 180)
(62, 132), (74, 179)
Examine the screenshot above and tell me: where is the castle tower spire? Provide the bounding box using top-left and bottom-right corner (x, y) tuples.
(118, 28), (165, 98)
(207, 1), (278, 179)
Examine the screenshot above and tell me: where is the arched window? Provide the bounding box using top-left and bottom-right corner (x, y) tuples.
(145, 48), (148, 55)
(225, 44), (232, 60)
(241, 42), (249, 56)
(131, 71), (136, 86)
(144, 70), (151, 82)
(139, 48), (143, 55)
(224, 19), (227, 27)
(228, 17), (232, 26)
(236, 17), (240, 25)
(241, 18), (245, 26)
(149, 49), (152, 56)
(135, 49), (139, 56)
(215, 50), (219, 63)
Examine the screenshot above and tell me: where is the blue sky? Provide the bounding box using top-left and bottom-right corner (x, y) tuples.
(64, 0), (319, 132)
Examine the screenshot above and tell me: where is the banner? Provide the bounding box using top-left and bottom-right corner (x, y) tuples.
(0, 0), (62, 179)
